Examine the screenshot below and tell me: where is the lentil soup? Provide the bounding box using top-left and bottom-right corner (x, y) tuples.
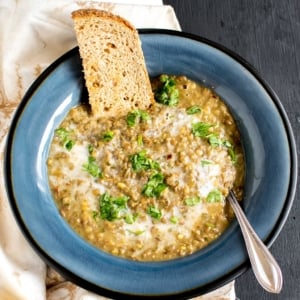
(47, 75), (244, 261)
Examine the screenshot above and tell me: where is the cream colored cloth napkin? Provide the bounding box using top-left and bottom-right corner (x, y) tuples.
(0, 1), (235, 299)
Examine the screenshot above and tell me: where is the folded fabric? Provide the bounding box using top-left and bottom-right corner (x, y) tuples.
(0, 1), (234, 299)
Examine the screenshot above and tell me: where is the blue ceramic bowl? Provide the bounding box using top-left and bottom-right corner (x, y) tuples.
(4, 30), (297, 299)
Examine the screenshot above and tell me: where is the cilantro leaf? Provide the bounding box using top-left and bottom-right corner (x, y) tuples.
(207, 134), (224, 147)
(223, 140), (237, 163)
(184, 196), (201, 206)
(127, 229), (145, 236)
(137, 134), (143, 146)
(201, 159), (213, 166)
(87, 144), (94, 155)
(99, 192), (129, 221)
(55, 127), (69, 140)
(206, 189), (223, 203)
(83, 156), (102, 178)
(130, 150), (160, 172)
(147, 205), (162, 220)
(154, 74), (179, 106)
(55, 127), (75, 151)
(124, 213), (138, 224)
(223, 140), (233, 148)
(170, 216), (179, 224)
(191, 122), (213, 138)
(228, 147), (237, 163)
(65, 140), (75, 151)
(186, 105), (201, 115)
(142, 173), (167, 197)
(102, 131), (114, 142)
(192, 124), (236, 162)
(126, 110), (150, 127)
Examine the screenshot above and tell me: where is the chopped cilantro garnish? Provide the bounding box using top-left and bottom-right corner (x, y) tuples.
(92, 210), (99, 220)
(222, 140), (237, 163)
(154, 74), (179, 106)
(124, 213), (138, 224)
(55, 128), (69, 140)
(192, 124), (236, 163)
(223, 140), (233, 148)
(55, 128), (75, 151)
(127, 229), (145, 236)
(228, 147), (237, 163)
(99, 192), (129, 221)
(186, 105), (201, 115)
(184, 196), (201, 206)
(206, 189), (223, 203)
(206, 222), (216, 228)
(137, 134), (143, 146)
(126, 112), (137, 127)
(88, 144), (94, 155)
(170, 216), (179, 224)
(147, 205), (162, 220)
(191, 122), (213, 138)
(65, 140), (75, 151)
(126, 110), (150, 127)
(83, 156), (102, 178)
(207, 134), (223, 147)
(201, 159), (213, 166)
(102, 131), (114, 142)
(130, 150), (160, 172)
(142, 172), (167, 197)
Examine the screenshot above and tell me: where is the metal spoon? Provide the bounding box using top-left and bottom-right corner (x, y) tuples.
(227, 190), (283, 293)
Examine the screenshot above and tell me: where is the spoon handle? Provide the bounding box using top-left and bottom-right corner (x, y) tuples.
(227, 190), (283, 293)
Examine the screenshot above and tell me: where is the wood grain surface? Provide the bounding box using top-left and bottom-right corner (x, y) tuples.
(164, 0), (300, 299)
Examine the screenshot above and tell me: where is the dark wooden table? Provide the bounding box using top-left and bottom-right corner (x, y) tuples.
(164, 1), (300, 299)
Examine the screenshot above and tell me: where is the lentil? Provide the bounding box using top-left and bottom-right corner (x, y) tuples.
(47, 75), (245, 261)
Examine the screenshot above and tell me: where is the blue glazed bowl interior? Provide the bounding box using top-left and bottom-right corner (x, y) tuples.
(5, 30), (296, 299)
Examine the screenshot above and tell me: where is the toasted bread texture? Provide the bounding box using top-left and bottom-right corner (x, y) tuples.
(71, 9), (154, 117)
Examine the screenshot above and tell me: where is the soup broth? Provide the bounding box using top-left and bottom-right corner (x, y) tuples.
(47, 75), (244, 261)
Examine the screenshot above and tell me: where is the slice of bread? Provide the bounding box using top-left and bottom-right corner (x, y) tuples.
(71, 9), (154, 118)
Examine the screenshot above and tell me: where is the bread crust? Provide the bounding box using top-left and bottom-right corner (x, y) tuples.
(72, 9), (136, 32)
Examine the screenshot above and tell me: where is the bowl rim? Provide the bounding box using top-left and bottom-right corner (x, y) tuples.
(4, 29), (298, 299)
